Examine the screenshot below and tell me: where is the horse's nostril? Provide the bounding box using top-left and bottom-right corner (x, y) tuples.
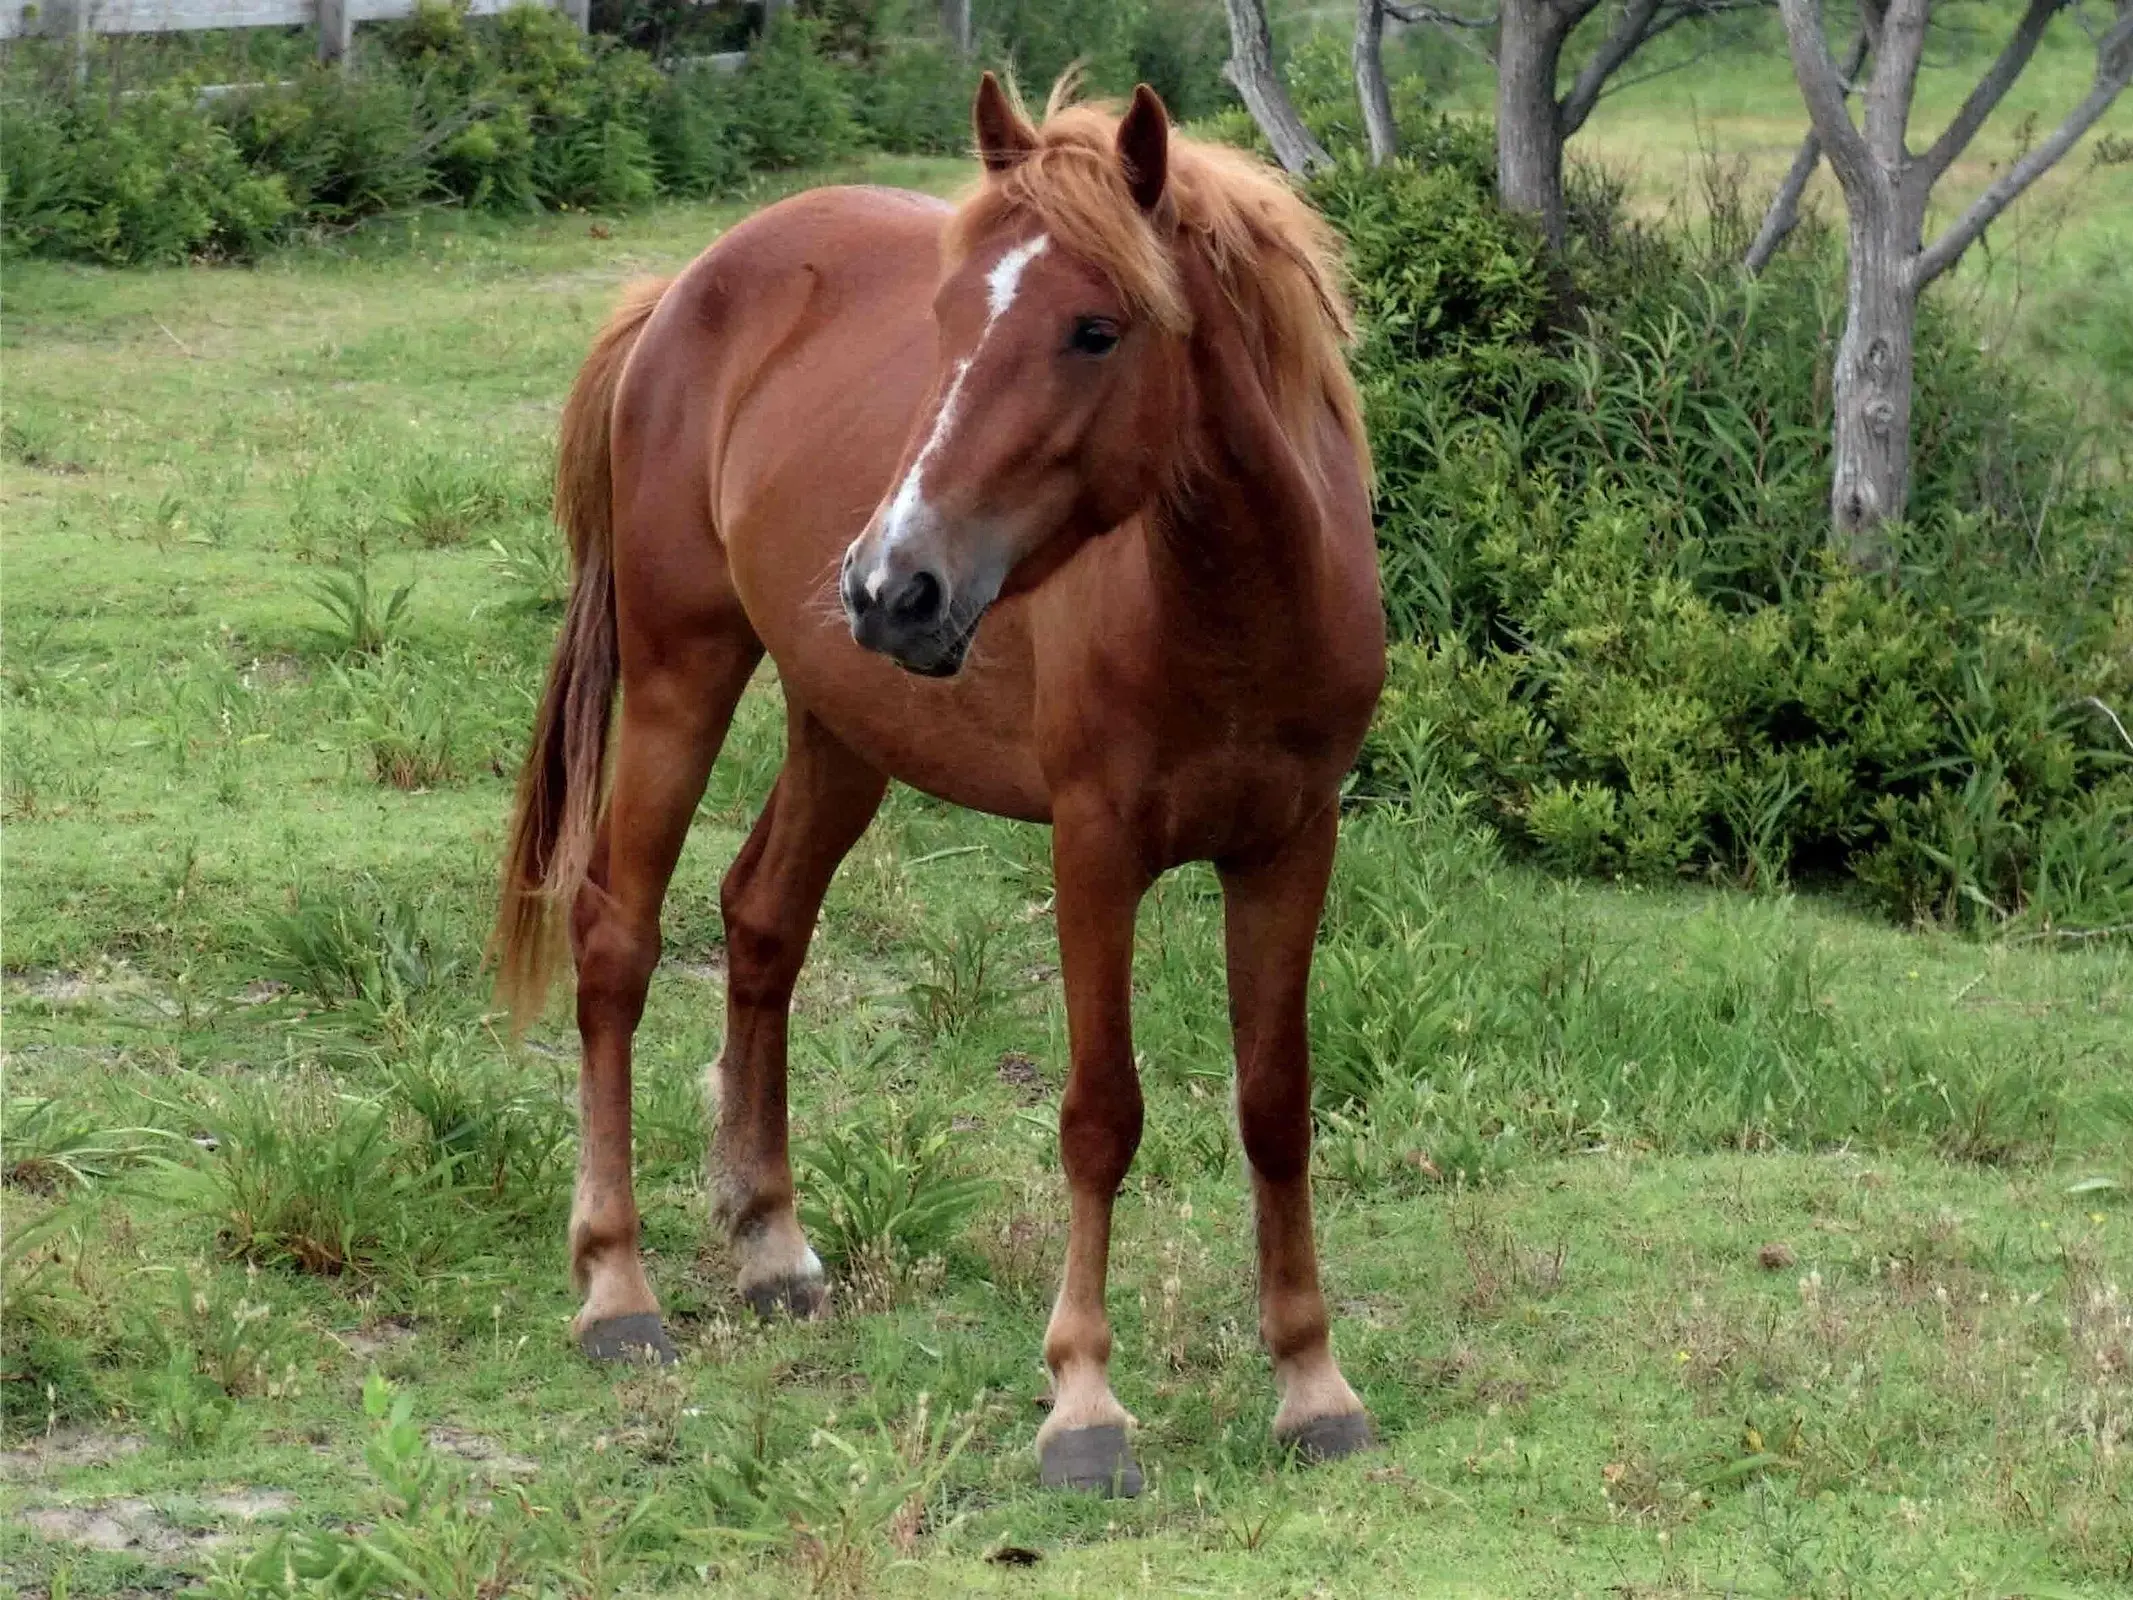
(890, 568), (944, 625)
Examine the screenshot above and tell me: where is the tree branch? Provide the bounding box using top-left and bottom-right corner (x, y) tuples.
(1560, 0), (1666, 136)
(1356, 0), (1401, 164)
(1220, 0), (1335, 175)
(1747, 20), (1870, 273)
(1778, 0), (1877, 193)
(1592, 7), (1766, 107)
(1915, 0), (2066, 187)
(1385, 0), (1497, 23)
(1910, 9), (2133, 288)
(1863, 0), (1928, 167)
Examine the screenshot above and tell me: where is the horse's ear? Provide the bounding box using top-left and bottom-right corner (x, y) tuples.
(973, 72), (1036, 175)
(1116, 83), (1169, 213)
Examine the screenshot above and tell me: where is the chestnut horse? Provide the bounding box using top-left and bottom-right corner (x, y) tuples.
(493, 76), (1385, 1493)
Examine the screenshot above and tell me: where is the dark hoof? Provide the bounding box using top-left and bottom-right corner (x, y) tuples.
(1279, 1411), (1376, 1463)
(1039, 1424), (1144, 1497)
(578, 1312), (678, 1366)
(741, 1274), (828, 1321)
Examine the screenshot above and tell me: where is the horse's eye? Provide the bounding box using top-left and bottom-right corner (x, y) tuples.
(1068, 317), (1120, 357)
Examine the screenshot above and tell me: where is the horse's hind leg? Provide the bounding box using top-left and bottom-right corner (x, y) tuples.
(1219, 807), (1373, 1460)
(570, 615), (761, 1364)
(712, 704), (887, 1317)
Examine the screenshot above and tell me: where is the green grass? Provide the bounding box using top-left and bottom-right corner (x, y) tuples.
(4, 153), (2131, 1598)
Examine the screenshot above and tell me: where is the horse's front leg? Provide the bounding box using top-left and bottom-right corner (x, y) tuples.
(1037, 801), (1152, 1495)
(1219, 805), (1374, 1460)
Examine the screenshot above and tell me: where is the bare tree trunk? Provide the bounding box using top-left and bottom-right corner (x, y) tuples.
(1355, 0), (1401, 164)
(941, 0), (971, 54)
(1780, 0), (2130, 564)
(1496, 0), (1573, 244)
(1830, 206), (1916, 562)
(1222, 0), (1333, 175)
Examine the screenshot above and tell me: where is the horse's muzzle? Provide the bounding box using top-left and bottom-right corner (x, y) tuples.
(842, 557), (976, 677)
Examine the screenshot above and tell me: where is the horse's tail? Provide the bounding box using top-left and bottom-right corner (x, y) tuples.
(491, 276), (670, 1031)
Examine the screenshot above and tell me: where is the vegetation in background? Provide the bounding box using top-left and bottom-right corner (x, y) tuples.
(0, 1), (1245, 267)
(0, 5), (975, 264)
(1290, 103), (2130, 931)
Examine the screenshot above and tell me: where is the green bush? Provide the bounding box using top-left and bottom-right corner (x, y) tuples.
(1, 87), (294, 263)
(733, 14), (859, 170)
(0, 3), (880, 262)
(981, 0), (1232, 120)
(649, 62), (749, 197)
(221, 67), (434, 222)
(1315, 151), (2133, 931)
(857, 37), (981, 155)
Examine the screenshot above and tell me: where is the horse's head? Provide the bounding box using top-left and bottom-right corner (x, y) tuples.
(841, 75), (1187, 676)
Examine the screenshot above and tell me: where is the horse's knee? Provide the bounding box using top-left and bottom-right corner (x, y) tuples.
(720, 866), (804, 1010)
(574, 898), (659, 1032)
(1059, 1078), (1143, 1196)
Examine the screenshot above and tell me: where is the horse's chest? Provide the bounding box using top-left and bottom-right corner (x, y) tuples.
(1130, 721), (1345, 866)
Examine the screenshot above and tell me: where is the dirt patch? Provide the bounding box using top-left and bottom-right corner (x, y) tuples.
(335, 1314), (418, 1360)
(0, 1429), (145, 1481)
(996, 1051), (1048, 1103)
(205, 1489), (297, 1519)
(23, 1499), (193, 1555)
(240, 652), (307, 689)
(427, 1426), (540, 1479)
(21, 1488), (295, 1557)
(6, 964), (175, 1018)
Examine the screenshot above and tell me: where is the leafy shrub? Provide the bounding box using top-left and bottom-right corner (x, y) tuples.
(733, 14), (859, 170)
(0, 4), (881, 263)
(220, 66), (434, 222)
(648, 62), (750, 198)
(1314, 151), (2133, 931)
(856, 37), (980, 155)
(0, 87), (293, 263)
(984, 0), (1232, 122)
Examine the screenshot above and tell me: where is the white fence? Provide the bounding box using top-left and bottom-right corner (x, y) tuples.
(2, 0), (590, 60)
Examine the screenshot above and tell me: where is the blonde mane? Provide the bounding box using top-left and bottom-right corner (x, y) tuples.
(944, 80), (1370, 487)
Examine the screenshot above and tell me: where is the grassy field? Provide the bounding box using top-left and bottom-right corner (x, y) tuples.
(4, 134), (2132, 1600)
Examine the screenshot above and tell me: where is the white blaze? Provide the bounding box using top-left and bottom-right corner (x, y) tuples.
(867, 233), (1051, 593)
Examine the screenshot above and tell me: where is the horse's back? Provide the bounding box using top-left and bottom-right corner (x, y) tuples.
(609, 185), (1051, 819)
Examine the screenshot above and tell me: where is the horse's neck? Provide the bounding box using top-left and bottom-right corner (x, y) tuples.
(1142, 309), (1350, 667)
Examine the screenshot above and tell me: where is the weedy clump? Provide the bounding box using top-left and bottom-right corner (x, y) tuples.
(795, 1101), (992, 1279)
(252, 879), (460, 1024)
(304, 553), (414, 659)
(154, 1075), (483, 1286)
